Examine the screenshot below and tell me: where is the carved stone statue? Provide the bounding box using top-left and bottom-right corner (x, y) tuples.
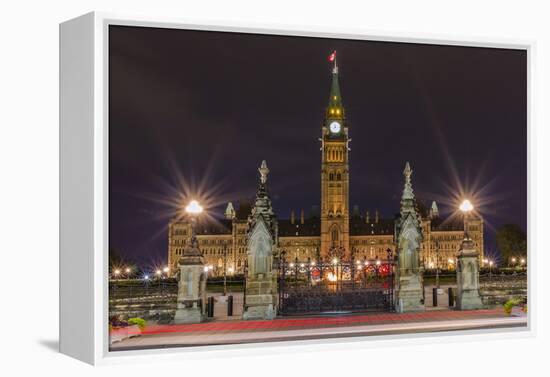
(242, 160), (279, 320)
(395, 162), (425, 312)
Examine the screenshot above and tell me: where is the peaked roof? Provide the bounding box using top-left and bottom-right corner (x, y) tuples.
(326, 65), (345, 121)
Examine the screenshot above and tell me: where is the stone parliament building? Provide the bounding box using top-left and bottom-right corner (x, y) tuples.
(167, 61), (484, 276)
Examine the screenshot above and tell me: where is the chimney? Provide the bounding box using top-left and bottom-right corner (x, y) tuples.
(375, 209), (379, 223)
(366, 210), (370, 223)
(291, 209), (295, 224)
(300, 209), (305, 224)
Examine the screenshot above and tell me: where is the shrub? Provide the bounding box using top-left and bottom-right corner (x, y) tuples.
(503, 298), (522, 315)
(128, 317), (146, 330)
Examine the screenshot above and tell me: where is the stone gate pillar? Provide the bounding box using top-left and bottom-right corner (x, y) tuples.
(242, 160), (278, 320)
(395, 162), (425, 313)
(456, 235), (483, 310)
(174, 237), (207, 324)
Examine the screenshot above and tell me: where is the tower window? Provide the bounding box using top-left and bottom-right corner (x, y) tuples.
(336, 109), (341, 115)
(329, 172), (334, 181)
(336, 172), (342, 180)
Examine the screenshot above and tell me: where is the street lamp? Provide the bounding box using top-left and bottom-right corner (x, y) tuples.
(459, 199), (474, 213)
(222, 240), (228, 296)
(459, 199), (474, 239)
(185, 199), (204, 241)
(125, 267), (131, 280)
(113, 269), (121, 280)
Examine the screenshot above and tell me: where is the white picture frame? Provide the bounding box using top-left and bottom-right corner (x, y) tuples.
(60, 11), (534, 365)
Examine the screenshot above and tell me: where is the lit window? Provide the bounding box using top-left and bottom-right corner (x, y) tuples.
(333, 96), (337, 100)
(336, 109), (341, 115)
(330, 108), (334, 114)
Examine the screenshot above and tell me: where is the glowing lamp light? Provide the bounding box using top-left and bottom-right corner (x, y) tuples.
(185, 200), (203, 215)
(489, 261), (494, 266)
(459, 199), (474, 213)
(511, 257), (517, 263)
(289, 263), (295, 268)
(203, 266), (209, 272)
(163, 266), (170, 273)
(300, 263), (305, 268)
(155, 269), (162, 276)
(364, 261), (369, 266)
(332, 258), (338, 265)
(114, 269), (120, 275)
(125, 268), (131, 273)
(310, 261), (316, 266)
(376, 260), (381, 266)
(520, 258), (526, 265)
(327, 272), (337, 282)
(144, 275), (149, 280)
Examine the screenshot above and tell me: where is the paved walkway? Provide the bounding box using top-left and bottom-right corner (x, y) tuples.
(110, 309), (526, 350)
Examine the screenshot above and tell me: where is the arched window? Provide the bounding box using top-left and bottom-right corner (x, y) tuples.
(329, 172), (334, 181)
(332, 228), (339, 242)
(336, 171), (342, 181)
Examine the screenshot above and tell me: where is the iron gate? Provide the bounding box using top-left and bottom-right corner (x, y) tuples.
(278, 249), (395, 315)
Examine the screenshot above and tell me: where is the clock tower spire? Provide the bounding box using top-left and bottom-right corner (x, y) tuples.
(320, 51), (350, 259)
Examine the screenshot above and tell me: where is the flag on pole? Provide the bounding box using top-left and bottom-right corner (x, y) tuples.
(328, 50), (336, 62)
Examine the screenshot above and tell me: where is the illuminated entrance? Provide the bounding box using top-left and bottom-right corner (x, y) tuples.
(278, 249), (395, 315)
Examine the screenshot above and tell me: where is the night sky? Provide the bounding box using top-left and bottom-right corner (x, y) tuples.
(109, 25), (527, 268)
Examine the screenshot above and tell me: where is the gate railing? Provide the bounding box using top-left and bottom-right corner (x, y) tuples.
(277, 249), (395, 315)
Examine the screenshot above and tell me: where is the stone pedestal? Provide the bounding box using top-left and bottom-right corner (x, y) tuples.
(242, 160), (278, 320)
(396, 273), (425, 313)
(456, 237), (483, 310)
(394, 162), (425, 313)
(243, 273), (277, 320)
(174, 240), (207, 324)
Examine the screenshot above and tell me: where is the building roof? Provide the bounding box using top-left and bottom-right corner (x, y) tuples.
(430, 217), (464, 232)
(278, 218), (321, 237)
(350, 216), (395, 236)
(195, 219), (232, 235)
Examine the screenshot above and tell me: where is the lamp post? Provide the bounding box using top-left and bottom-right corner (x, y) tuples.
(223, 240), (228, 296)
(185, 200), (204, 238)
(459, 199), (475, 264)
(435, 241), (440, 289)
(125, 267), (131, 280)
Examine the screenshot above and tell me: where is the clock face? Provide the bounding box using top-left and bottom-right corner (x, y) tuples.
(329, 121), (341, 133)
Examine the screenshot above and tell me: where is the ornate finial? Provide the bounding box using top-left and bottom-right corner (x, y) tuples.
(224, 202), (235, 219)
(401, 161), (415, 202)
(403, 161), (412, 181)
(258, 160), (269, 184)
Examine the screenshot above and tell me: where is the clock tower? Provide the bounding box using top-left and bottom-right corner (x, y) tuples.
(320, 56), (350, 259)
